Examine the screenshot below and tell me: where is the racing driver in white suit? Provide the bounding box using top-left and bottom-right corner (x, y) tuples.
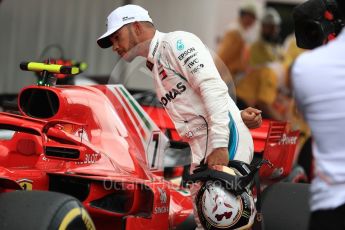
(97, 5), (262, 229)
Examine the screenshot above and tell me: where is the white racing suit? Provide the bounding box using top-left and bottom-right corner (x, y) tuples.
(147, 30), (254, 229)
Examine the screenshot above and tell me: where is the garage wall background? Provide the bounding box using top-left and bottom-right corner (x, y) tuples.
(0, 0), (122, 93)
(0, 0), (265, 93)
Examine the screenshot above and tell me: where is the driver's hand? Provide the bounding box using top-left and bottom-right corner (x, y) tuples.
(206, 147), (229, 166)
(241, 107), (262, 129)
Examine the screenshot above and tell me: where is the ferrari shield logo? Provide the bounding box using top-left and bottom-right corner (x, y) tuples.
(17, 179), (33, 190)
(158, 187), (167, 204)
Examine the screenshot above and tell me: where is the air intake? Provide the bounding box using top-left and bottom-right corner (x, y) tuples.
(45, 146), (80, 159)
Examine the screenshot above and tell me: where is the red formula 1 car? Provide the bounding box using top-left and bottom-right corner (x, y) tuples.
(0, 62), (195, 230)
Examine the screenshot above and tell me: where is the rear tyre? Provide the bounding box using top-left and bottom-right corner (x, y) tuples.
(0, 190), (95, 230)
(261, 182), (310, 230)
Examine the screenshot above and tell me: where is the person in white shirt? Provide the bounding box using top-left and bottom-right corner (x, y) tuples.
(97, 5), (262, 229)
(292, 0), (345, 228)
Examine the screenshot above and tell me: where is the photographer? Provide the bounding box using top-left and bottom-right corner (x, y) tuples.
(291, 0), (345, 229)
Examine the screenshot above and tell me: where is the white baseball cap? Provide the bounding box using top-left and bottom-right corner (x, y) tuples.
(97, 4), (153, 48)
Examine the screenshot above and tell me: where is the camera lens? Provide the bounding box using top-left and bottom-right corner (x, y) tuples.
(295, 20), (326, 49)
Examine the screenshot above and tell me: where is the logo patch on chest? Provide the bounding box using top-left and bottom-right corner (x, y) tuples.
(160, 82), (187, 106)
(176, 39), (185, 51)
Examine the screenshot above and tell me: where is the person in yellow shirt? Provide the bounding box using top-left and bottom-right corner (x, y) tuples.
(282, 33), (305, 73)
(236, 7), (285, 121)
(236, 66), (283, 120)
(216, 4), (257, 84)
(249, 7), (283, 67)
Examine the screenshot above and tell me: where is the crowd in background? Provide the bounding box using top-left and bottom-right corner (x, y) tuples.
(216, 4), (311, 177)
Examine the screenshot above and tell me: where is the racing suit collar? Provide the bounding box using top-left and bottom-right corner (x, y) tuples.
(147, 30), (164, 69)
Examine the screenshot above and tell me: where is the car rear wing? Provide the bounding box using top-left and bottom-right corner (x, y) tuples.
(254, 120), (300, 180)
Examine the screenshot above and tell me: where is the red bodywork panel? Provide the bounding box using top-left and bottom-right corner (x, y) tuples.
(142, 106), (300, 182)
(0, 85), (193, 230)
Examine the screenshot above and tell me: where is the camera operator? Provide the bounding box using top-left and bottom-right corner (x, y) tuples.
(291, 0), (345, 229)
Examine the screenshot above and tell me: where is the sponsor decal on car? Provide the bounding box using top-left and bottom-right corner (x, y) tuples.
(17, 179), (33, 190)
(158, 187), (167, 204)
(278, 134), (298, 145)
(155, 206), (169, 214)
(155, 187), (169, 214)
(75, 153), (99, 165)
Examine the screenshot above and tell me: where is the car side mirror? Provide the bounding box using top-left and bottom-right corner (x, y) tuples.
(44, 142), (99, 164)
